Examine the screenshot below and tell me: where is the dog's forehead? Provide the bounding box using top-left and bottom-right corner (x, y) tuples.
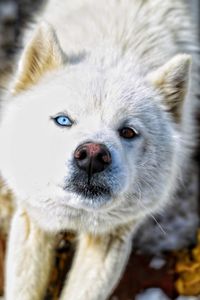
(39, 64), (153, 117)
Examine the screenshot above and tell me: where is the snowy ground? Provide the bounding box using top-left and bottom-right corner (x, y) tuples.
(135, 289), (200, 300)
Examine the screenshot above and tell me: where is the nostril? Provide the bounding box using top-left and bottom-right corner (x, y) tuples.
(97, 152), (111, 164)
(101, 154), (111, 164)
(75, 149), (87, 160)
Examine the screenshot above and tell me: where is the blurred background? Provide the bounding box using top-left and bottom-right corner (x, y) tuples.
(0, 1), (199, 299)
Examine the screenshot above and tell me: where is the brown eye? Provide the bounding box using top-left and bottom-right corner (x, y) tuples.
(119, 127), (138, 139)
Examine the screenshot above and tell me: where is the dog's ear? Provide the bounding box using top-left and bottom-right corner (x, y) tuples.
(13, 22), (65, 94)
(147, 54), (191, 121)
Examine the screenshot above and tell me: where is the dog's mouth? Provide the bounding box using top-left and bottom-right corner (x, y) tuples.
(65, 182), (111, 199)
(64, 172), (112, 200)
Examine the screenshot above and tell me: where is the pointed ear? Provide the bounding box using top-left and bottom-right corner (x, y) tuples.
(13, 22), (65, 94)
(147, 54), (191, 121)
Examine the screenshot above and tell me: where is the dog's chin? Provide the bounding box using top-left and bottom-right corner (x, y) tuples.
(63, 182), (113, 210)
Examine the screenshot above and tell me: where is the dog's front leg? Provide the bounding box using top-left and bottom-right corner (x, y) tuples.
(6, 207), (55, 300)
(61, 225), (133, 300)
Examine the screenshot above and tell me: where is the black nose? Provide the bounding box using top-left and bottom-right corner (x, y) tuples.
(74, 143), (111, 176)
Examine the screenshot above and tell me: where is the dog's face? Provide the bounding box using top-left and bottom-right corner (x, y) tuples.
(0, 24), (191, 233)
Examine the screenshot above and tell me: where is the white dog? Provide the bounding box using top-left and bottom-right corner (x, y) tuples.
(0, 0), (198, 299)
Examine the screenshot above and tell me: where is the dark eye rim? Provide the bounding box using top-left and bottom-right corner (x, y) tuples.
(118, 126), (139, 139)
(51, 115), (73, 127)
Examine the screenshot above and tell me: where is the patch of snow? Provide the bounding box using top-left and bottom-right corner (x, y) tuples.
(149, 257), (166, 269)
(0, 2), (17, 20)
(135, 288), (170, 300)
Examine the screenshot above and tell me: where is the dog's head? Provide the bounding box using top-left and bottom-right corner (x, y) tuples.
(0, 24), (191, 233)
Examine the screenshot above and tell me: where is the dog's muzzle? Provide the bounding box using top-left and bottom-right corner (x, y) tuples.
(65, 142), (112, 199)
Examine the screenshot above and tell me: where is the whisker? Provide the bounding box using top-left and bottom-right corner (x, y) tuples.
(134, 184), (167, 236)
(148, 212), (167, 236)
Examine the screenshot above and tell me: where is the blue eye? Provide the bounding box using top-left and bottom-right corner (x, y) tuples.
(54, 115), (73, 127)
